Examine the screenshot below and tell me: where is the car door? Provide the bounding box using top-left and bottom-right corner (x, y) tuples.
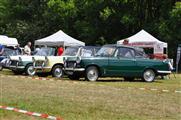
(107, 47), (137, 77)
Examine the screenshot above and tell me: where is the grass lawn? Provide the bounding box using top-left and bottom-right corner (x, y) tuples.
(0, 70), (181, 120)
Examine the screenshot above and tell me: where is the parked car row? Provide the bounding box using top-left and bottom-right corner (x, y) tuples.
(2, 44), (172, 82)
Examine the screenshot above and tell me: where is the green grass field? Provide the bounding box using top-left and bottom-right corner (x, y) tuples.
(0, 70), (181, 120)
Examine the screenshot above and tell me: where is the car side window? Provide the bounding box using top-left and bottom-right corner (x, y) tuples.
(135, 51), (145, 58)
(81, 49), (93, 57)
(117, 47), (135, 58)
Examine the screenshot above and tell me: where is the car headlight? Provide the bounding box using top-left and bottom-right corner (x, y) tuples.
(76, 57), (81, 64)
(32, 57), (35, 62)
(19, 57), (22, 62)
(63, 57), (67, 63)
(44, 56), (48, 66)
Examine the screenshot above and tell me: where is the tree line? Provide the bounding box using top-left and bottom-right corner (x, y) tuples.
(0, 0), (180, 59)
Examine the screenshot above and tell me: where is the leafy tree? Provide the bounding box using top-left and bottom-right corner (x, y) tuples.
(0, 0), (180, 63)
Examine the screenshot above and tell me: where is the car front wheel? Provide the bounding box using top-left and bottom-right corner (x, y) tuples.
(52, 65), (63, 78)
(85, 66), (99, 82)
(25, 64), (35, 76)
(142, 69), (155, 82)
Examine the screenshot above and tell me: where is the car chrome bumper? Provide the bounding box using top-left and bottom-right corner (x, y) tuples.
(34, 66), (52, 69)
(64, 68), (85, 72)
(9, 65), (25, 69)
(157, 70), (171, 74)
(34, 66), (52, 72)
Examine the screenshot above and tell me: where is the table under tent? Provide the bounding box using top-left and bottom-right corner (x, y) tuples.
(117, 30), (168, 60)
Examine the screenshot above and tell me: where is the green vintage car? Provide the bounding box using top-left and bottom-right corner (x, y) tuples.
(64, 44), (171, 82)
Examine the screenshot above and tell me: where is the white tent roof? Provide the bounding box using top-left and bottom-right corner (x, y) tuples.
(0, 35), (19, 46)
(35, 30), (85, 47)
(117, 30), (167, 48)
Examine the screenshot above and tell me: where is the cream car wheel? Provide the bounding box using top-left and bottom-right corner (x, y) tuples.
(52, 65), (63, 78)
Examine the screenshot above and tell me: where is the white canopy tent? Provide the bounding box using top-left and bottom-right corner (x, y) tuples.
(35, 30), (85, 47)
(0, 35), (19, 46)
(117, 30), (167, 54)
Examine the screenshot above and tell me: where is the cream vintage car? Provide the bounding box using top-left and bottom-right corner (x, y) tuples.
(8, 47), (55, 76)
(33, 46), (100, 78)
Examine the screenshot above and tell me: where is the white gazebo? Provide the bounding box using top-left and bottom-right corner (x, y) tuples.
(35, 30), (85, 47)
(0, 35), (19, 46)
(117, 30), (167, 54)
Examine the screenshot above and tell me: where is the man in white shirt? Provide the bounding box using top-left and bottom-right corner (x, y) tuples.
(24, 42), (32, 55)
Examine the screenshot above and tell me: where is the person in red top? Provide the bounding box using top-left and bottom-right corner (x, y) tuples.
(57, 46), (64, 56)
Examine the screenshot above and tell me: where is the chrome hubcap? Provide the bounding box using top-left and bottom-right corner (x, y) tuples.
(28, 66), (35, 76)
(144, 70), (155, 82)
(87, 69), (98, 81)
(54, 68), (63, 78)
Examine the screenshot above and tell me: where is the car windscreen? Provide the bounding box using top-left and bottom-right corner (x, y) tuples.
(35, 47), (55, 56)
(2, 48), (20, 56)
(96, 46), (116, 57)
(63, 47), (79, 56)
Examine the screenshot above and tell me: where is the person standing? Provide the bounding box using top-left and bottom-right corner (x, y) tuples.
(0, 44), (4, 56)
(57, 46), (64, 56)
(24, 42), (32, 55)
(123, 39), (129, 45)
(15, 44), (22, 54)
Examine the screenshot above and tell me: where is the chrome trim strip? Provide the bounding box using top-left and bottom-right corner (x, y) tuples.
(64, 68), (85, 71)
(9, 66), (25, 69)
(34, 67), (52, 69)
(157, 70), (171, 74)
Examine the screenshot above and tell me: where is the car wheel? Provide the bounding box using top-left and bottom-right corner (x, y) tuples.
(68, 74), (80, 80)
(142, 69), (155, 82)
(0, 64), (3, 71)
(124, 77), (134, 81)
(52, 65), (63, 78)
(25, 64), (36, 76)
(86, 66), (99, 82)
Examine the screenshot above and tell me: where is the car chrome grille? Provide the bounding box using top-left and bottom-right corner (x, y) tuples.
(10, 60), (18, 66)
(34, 61), (44, 67)
(65, 61), (76, 68)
